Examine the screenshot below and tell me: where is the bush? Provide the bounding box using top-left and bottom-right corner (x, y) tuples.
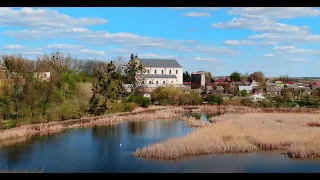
(207, 94), (223, 105)
(124, 102), (140, 112)
(0, 119), (16, 130)
(142, 98), (152, 108)
(240, 98), (255, 107)
(181, 91), (203, 105)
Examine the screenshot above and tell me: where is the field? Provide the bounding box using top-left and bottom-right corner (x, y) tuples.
(134, 113), (320, 160)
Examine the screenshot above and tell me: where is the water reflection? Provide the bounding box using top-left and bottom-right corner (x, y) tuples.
(1, 115), (320, 172)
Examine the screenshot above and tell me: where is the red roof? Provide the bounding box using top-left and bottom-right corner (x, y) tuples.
(286, 81), (294, 84)
(214, 78), (225, 83)
(183, 82), (191, 85)
(314, 82), (320, 85)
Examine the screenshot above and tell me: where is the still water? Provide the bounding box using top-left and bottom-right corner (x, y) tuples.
(0, 113), (320, 173)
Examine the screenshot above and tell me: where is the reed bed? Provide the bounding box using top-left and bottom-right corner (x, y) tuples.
(180, 116), (210, 128)
(182, 105), (320, 114)
(134, 113), (320, 160)
(0, 107), (186, 143)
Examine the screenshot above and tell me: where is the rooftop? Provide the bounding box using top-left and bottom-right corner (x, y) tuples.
(139, 59), (182, 68)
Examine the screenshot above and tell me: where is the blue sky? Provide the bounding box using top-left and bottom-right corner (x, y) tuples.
(1, 7), (320, 77)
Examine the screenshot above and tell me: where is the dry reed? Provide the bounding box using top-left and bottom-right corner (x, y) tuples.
(180, 116), (210, 128)
(134, 113), (320, 160)
(0, 107), (186, 144)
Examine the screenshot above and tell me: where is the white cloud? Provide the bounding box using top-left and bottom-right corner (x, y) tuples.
(228, 7), (320, 19)
(0, 7), (107, 29)
(264, 54), (275, 57)
(290, 58), (308, 62)
(213, 17), (309, 34)
(46, 44), (84, 50)
(4, 44), (23, 49)
(222, 40), (277, 46)
(181, 12), (211, 17)
(274, 46), (320, 54)
(249, 33), (320, 44)
(195, 57), (219, 61)
(138, 53), (175, 59)
(195, 46), (237, 55)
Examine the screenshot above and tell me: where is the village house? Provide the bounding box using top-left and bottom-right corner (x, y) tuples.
(123, 54), (184, 94)
(34, 64), (51, 81)
(249, 93), (266, 102)
(238, 86), (253, 94)
(266, 86), (282, 96)
(249, 80), (260, 89)
(134, 55), (183, 86)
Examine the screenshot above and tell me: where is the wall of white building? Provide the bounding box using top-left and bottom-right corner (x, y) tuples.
(144, 67), (183, 85)
(142, 77), (177, 85)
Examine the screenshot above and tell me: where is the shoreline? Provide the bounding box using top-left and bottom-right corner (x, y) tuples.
(1, 105), (320, 146)
(133, 112), (320, 160)
(0, 106), (185, 144)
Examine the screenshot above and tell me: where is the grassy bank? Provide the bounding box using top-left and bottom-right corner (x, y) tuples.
(0, 106), (185, 144)
(134, 113), (320, 160)
(186, 105), (320, 114)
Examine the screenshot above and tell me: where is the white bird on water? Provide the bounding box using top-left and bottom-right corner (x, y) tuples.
(120, 143), (122, 147)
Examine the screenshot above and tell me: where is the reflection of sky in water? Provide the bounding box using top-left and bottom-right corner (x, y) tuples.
(0, 118), (320, 172)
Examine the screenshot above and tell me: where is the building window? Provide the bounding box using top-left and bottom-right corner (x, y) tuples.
(163, 81), (165, 84)
(176, 70), (178, 74)
(142, 81), (144, 84)
(169, 70), (171, 74)
(156, 81), (158, 84)
(149, 81), (152, 84)
(171, 81), (173, 83)
(147, 70), (150, 74)
(161, 70), (164, 74)
(155, 70), (157, 74)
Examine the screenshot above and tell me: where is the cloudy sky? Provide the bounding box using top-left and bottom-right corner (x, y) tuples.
(1, 7), (320, 77)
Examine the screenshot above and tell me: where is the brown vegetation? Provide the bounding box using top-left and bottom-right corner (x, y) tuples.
(180, 116), (210, 128)
(134, 113), (320, 160)
(182, 105), (320, 114)
(0, 107), (186, 144)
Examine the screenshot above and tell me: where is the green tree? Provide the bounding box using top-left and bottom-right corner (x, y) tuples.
(183, 71), (191, 82)
(240, 90), (248, 97)
(230, 71), (241, 82)
(89, 61), (119, 115)
(207, 94), (223, 105)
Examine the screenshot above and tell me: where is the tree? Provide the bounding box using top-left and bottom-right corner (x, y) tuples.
(89, 61), (120, 115)
(240, 73), (250, 82)
(250, 71), (264, 83)
(282, 88), (293, 101)
(183, 71), (191, 82)
(123, 57), (146, 93)
(207, 94), (223, 105)
(205, 72), (213, 86)
(240, 90), (248, 97)
(230, 71), (241, 82)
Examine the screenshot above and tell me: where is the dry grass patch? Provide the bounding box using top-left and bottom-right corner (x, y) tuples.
(134, 113), (320, 160)
(180, 117), (210, 128)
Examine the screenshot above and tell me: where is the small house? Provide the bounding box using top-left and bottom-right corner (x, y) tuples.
(238, 86), (253, 94)
(249, 93), (265, 102)
(34, 64), (51, 81)
(249, 80), (260, 89)
(266, 86), (282, 96)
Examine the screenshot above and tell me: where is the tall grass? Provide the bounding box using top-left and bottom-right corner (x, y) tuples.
(134, 113), (320, 160)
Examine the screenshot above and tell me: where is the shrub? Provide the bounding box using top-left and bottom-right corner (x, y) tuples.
(0, 119), (16, 130)
(240, 98), (255, 107)
(124, 102), (140, 112)
(207, 94), (224, 105)
(142, 98), (152, 108)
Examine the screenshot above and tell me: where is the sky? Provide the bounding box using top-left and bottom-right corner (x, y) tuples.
(1, 7), (320, 77)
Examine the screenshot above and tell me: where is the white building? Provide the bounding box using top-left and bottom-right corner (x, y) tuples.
(138, 58), (183, 86)
(249, 93), (266, 102)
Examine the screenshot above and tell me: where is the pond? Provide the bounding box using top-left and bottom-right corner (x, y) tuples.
(0, 113), (320, 173)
